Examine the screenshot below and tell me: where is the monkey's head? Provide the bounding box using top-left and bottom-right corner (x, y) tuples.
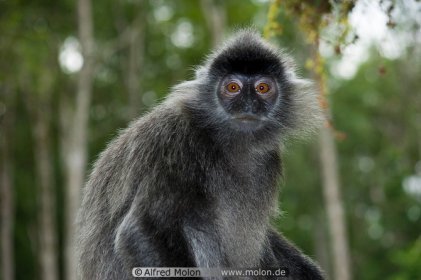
(185, 30), (322, 143)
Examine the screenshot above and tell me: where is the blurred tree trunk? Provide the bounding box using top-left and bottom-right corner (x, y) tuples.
(318, 116), (352, 280)
(309, 38), (352, 279)
(126, 3), (145, 119)
(31, 90), (59, 280)
(314, 213), (331, 279)
(200, 0), (226, 47)
(0, 87), (15, 280)
(64, 0), (95, 279)
(35, 110), (58, 280)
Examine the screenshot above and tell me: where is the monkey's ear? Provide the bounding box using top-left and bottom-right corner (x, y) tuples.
(194, 66), (208, 80)
(288, 77), (325, 140)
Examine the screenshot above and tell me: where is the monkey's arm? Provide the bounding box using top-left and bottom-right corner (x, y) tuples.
(183, 224), (225, 268)
(182, 224), (225, 280)
(114, 195), (163, 268)
(266, 229), (325, 280)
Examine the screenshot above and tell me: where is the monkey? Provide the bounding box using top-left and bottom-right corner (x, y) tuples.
(76, 30), (325, 280)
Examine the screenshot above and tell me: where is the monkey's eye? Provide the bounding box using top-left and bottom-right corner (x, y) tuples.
(226, 82), (241, 93)
(256, 82), (270, 94)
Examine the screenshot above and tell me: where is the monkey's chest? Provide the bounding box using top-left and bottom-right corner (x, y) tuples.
(214, 197), (271, 267)
(213, 176), (275, 267)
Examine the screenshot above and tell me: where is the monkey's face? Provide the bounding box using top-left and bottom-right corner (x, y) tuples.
(193, 31), (298, 138)
(217, 74), (279, 130)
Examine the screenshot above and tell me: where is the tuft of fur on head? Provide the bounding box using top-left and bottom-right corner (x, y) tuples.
(197, 29), (286, 78)
(185, 29), (324, 142)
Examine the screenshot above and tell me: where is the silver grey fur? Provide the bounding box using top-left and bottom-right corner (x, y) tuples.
(76, 30), (325, 280)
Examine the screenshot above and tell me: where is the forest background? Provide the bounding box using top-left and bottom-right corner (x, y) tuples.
(1, 0), (420, 280)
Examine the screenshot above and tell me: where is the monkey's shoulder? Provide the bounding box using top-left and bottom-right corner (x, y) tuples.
(108, 102), (215, 171)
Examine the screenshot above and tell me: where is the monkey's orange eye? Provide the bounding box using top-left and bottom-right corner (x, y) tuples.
(256, 83), (270, 94)
(226, 82), (241, 93)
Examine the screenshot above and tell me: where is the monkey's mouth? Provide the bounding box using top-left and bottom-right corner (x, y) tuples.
(232, 113), (262, 122)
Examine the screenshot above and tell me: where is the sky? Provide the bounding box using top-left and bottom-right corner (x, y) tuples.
(330, 0), (420, 79)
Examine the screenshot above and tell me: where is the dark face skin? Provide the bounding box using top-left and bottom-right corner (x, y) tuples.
(217, 74), (279, 131)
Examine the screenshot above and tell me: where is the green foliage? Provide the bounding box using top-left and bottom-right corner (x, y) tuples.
(390, 237), (421, 280)
(333, 52), (421, 279)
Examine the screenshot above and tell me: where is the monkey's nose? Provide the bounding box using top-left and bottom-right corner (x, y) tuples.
(242, 99), (259, 114)
(251, 99), (260, 113)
